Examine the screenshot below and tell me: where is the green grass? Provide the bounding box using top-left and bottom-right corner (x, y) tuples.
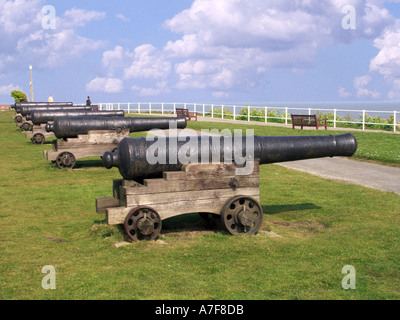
(0, 111), (399, 300)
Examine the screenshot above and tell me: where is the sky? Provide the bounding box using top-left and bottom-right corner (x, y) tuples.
(1, 0), (400, 104)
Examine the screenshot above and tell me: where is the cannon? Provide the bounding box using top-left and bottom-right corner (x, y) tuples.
(26, 110), (125, 126)
(25, 110), (125, 144)
(45, 116), (187, 139)
(14, 105), (96, 131)
(96, 133), (357, 241)
(44, 116), (188, 169)
(11, 101), (73, 109)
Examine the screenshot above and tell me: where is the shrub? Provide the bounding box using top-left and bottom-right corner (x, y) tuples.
(10, 90), (28, 102)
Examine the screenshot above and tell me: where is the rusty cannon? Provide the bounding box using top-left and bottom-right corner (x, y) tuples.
(14, 105), (96, 131)
(96, 133), (358, 241)
(44, 116), (187, 169)
(25, 110), (125, 144)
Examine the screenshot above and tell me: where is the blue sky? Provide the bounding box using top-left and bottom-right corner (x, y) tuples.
(1, 0), (400, 104)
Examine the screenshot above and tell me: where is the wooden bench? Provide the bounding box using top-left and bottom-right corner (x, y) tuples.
(176, 108), (198, 121)
(291, 114), (328, 130)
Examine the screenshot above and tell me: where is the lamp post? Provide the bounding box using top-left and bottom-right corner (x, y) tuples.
(29, 65), (34, 102)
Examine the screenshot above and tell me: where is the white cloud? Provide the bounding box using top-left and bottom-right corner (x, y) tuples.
(59, 7), (106, 29)
(116, 14), (130, 22)
(124, 44), (171, 80)
(0, 83), (22, 95)
(0, 1), (106, 72)
(354, 75), (381, 99)
(162, 0), (394, 92)
(338, 86), (352, 98)
(212, 91), (230, 99)
(82, 0), (400, 98)
(369, 19), (400, 98)
(86, 77), (124, 93)
(102, 46), (134, 76)
(131, 81), (170, 96)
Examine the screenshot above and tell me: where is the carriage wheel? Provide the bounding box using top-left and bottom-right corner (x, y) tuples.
(32, 133), (45, 145)
(21, 122), (32, 132)
(56, 152), (76, 169)
(221, 196), (263, 235)
(124, 206), (162, 242)
(15, 115), (23, 123)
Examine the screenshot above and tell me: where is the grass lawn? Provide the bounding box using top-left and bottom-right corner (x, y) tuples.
(0, 111), (399, 300)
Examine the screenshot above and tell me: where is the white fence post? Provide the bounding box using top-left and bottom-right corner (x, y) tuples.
(248, 106), (250, 122)
(203, 104), (205, 117)
(138, 103), (141, 114)
(334, 109), (337, 128)
(265, 107), (268, 123)
(173, 103), (176, 115)
(211, 104), (214, 118)
(363, 110), (366, 130)
(233, 106), (236, 121)
(285, 107), (288, 125)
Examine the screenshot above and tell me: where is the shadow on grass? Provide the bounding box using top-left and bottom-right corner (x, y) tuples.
(92, 205), (322, 240)
(162, 213), (220, 233)
(263, 203), (322, 215)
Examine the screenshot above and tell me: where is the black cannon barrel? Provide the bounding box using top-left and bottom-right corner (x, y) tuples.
(12, 102), (73, 109)
(26, 110), (125, 125)
(45, 116), (188, 139)
(102, 134), (358, 180)
(18, 105), (94, 116)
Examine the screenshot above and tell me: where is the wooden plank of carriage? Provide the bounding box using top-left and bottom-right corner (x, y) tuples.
(96, 161), (260, 225)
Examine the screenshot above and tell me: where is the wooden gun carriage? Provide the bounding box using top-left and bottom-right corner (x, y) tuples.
(44, 129), (130, 169)
(96, 161), (262, 241)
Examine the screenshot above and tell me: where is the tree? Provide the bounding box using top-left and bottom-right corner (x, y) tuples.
(10, 90), (28, 102)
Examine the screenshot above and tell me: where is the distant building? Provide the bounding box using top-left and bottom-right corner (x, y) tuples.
(0, 105), (11, 111)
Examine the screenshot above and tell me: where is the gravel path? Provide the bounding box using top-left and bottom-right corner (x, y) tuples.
(278, 157), (400, 195)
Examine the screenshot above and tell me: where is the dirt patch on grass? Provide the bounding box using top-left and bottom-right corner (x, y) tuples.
(47, 236), (67, 243)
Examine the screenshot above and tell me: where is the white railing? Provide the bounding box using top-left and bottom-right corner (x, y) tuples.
(97, 102), (400, 133)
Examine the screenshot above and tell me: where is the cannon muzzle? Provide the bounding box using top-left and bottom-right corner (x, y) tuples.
(45, 116), (188, 139)
(103, 133), (358, 180)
